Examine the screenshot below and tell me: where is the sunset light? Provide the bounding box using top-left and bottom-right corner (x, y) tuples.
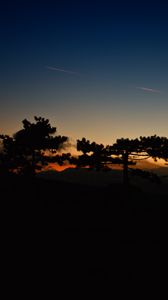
(1, 0), (168, 283)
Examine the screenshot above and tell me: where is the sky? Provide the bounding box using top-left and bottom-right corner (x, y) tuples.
(1, 0), (168, 146)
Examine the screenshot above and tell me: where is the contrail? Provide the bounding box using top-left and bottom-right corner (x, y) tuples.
(136, 86), (162, 94)
(46, 66), (79, 75)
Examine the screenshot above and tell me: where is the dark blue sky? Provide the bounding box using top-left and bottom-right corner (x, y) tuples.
(1, 0), (168, 144)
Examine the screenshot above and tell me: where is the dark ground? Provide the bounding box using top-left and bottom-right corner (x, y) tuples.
(1, 174), (168, 287)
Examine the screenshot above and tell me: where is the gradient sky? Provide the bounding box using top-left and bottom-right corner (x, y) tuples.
(1, 0), (168, 145)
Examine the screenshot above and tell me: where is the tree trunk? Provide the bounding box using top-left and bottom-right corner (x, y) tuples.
(123, 152), (129, 187)
(31, 149), (36, 175)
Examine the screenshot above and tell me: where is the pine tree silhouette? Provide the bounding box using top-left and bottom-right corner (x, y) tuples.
(0, 116), (68, 175)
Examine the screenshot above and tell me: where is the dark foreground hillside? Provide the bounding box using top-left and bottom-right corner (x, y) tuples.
(1, 174), (168, 286)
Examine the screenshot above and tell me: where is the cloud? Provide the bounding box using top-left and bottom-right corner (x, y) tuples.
(46, 66), (79, 75)
(136, 86), (162, 94)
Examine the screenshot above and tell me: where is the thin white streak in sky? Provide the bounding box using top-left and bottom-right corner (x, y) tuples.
(136, 86), (162, 94)
(46, 66), (79, 75)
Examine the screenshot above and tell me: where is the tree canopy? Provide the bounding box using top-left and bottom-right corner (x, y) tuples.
(0, 116), (68, 175)
(75, 135), (168, 185)
(0, 117), (168, 184)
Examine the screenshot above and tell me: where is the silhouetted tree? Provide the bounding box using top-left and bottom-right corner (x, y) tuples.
(109, 138), (143, 186)
(0, 116), (68, 175)
(76, 138), (113, 170)
(76, 138), (93, 168)
(109, 136), (164, 186)
(0, 135), (21, 175)
(77, 138), (93, 155)
(140, 135), (168, 163)
(73, 135), (167, 186)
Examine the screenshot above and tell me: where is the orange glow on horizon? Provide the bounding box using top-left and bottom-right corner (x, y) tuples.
(42, 158), (168, 173)
(44, 163), (76, 172)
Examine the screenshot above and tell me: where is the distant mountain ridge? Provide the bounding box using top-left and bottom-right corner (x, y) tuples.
(38, 168), (122, 187)
(37, 166), (168, 195)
